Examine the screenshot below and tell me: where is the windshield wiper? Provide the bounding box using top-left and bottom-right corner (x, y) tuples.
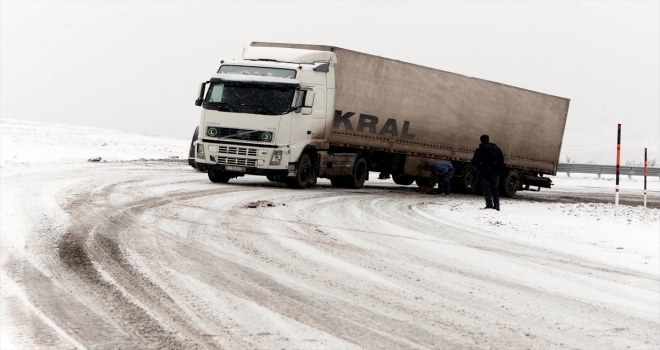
(240, 104), (281, 115)
(203, 102), (234, 112)
(207, 102), (293, 115)
(215, 102), (239, 112)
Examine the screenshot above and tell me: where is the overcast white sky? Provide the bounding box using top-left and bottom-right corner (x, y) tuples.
(1, 1), (658, 165)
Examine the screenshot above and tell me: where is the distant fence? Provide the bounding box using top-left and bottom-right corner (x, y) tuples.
(557, 163), (660, 179)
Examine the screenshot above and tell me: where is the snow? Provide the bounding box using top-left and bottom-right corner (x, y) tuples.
(1, 118), (190, 165)
(1, 117), (659, 348)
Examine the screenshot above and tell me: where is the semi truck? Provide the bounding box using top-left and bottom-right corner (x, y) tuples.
(193, 42), (570, 196)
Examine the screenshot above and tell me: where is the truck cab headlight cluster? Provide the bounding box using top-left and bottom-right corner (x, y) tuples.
(196, 143), (205, 159)
(270, 150), (282, 165)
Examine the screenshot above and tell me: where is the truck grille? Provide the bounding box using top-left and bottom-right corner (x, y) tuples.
(210, 127), (273, 142)
(215, 156), (257, 167)
(218, 146), (258, 156)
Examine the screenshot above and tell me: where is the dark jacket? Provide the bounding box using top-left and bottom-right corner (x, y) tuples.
(427, 161), (454, 176)
(471, 143), (505, 177)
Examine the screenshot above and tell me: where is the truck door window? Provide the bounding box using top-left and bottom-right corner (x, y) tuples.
(208, 84), (224, 102)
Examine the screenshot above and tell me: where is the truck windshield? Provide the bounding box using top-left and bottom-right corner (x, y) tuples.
(203, 82), (296, 115)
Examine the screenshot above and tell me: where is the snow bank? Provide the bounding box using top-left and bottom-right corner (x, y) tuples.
(1, 118), (190, 166)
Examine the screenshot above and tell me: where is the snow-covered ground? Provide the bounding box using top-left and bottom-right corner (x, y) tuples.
(1, 118), (190, 165)
(1, 118), (659, 349)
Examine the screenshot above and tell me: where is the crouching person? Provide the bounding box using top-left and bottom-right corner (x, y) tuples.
(422, 161), (455, 197)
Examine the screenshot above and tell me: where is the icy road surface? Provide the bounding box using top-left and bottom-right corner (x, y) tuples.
(1, 160), (658, 349)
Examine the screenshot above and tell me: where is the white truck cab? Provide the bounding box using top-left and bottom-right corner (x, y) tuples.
(194, 47), (336, 187)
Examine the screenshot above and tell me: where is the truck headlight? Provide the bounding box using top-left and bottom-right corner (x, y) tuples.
(270, 150), (282, 165)
(196, 143), (205, 159)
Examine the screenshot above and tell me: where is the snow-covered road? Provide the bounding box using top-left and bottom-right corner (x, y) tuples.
(2, 118), (659, 349)
(2, 160), (658, 349)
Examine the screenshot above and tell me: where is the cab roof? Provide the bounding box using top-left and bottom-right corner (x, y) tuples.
(242, 46), (337, 64)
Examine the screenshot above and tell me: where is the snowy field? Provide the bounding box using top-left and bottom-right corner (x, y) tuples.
(1, 118), (659, 349)
(1, 118), (189, 165)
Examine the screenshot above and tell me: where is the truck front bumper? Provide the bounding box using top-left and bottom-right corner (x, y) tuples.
(196, 162), (288, 177)
(194, 141), (291, 175)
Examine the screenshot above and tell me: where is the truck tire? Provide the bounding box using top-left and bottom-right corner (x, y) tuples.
(392, 174), (415, 185)
(286, 153), (314, 188)
(499, 170), (521, 197)
(459, 165), (479, 194)
(345, 157), (368, 189)
(415, 176), (437, 189)
(208, 170), (231, 183)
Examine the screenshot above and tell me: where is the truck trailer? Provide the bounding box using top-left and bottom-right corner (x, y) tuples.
(193, 42), (570, 196)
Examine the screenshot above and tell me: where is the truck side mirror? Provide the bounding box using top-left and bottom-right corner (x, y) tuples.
(294, 89), (312, 113)
(195, 82), (207, 106)
(299, 91), (315, 115)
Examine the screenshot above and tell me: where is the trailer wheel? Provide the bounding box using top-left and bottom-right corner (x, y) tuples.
(499, 170), (521, 197)
(392, 175), (415, 185)
(208, 171), (231, 183)
(415, 176), (437, 189)
(459, 165), (479, 194)
(345, 157), (368, 189)
(287, 153), (314, 188)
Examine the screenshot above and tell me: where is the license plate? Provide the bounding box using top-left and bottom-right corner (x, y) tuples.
(225, 165), (246, 172)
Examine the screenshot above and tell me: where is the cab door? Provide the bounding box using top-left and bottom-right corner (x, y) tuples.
(310, 88), (326, 140)
(289, 88), (316, 145)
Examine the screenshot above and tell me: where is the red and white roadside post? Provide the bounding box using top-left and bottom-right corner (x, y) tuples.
(615, 124), (621, 216)
(644, 148), (648, 210)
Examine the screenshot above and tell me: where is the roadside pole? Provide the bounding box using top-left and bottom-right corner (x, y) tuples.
(615, 124), (621, 216)
(644, 147), (648, 210)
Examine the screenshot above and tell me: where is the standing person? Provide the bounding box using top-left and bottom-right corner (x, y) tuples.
(471, 135), (505, 211)
(422, 161), (455, 196)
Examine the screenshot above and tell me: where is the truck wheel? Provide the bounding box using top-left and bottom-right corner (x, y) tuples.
(287, 153), (314, 188)
(345, 157), (368, 189)
(309, 173), (318, 186)
(459, 165), (479, 194)
(392, 174), (415, 185)
(499, 170), (521, 197)
(415, 176), (437, 189)
(208, 171), (230, 183)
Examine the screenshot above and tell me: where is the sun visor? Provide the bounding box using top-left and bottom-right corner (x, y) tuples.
(242, 46), (337, 64)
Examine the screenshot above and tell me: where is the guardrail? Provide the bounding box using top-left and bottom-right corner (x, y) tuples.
(557, 163), (660, 179)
